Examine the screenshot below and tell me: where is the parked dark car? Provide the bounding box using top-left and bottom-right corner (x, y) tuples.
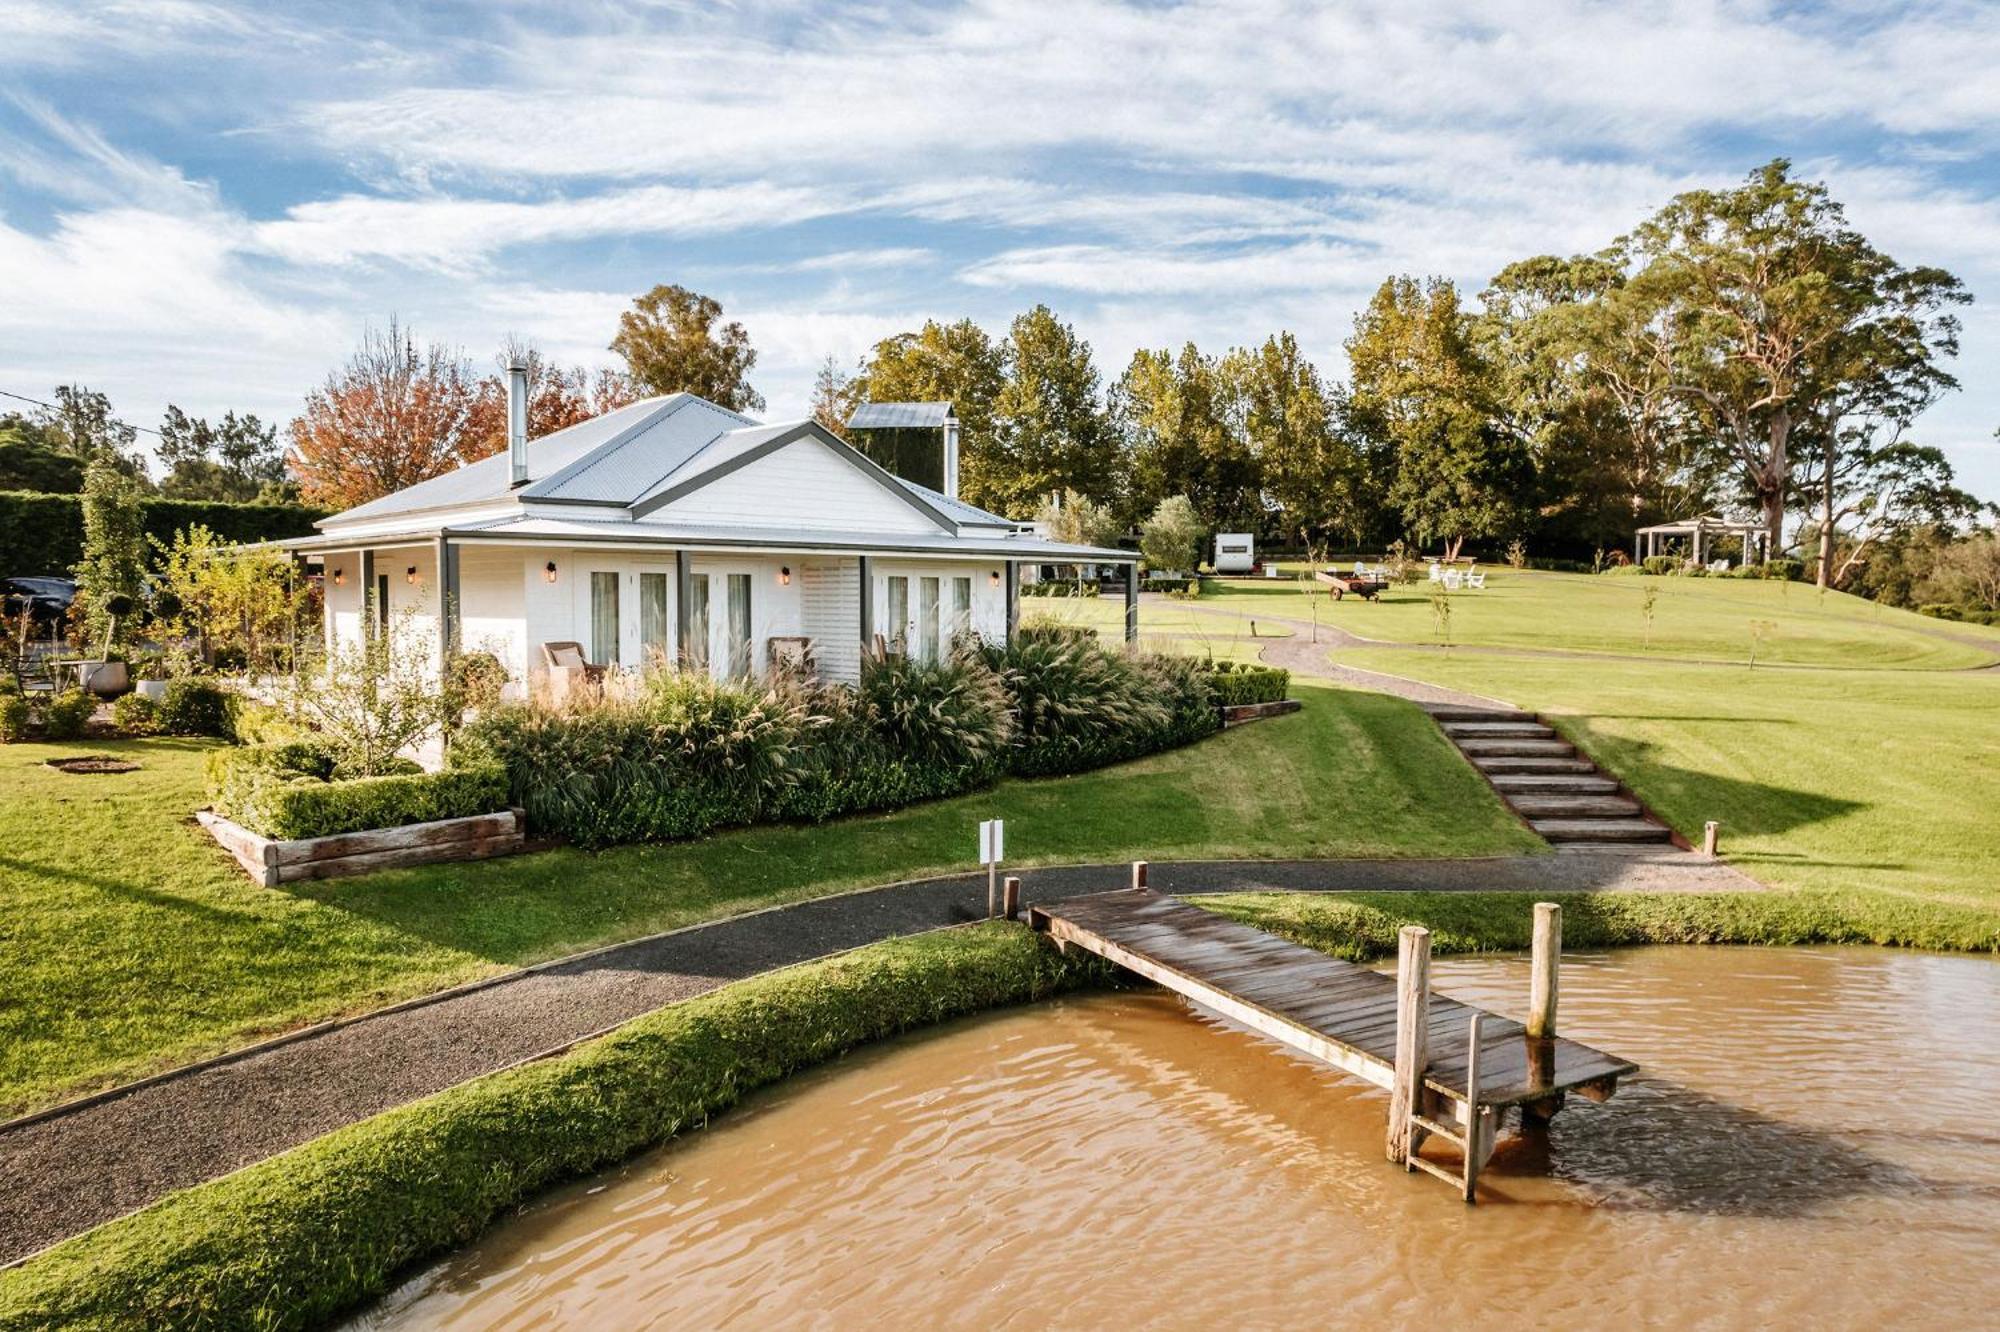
(3, 576), (77, 629)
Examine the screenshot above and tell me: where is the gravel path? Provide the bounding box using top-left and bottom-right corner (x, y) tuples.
(0, 851), (1755, 1266)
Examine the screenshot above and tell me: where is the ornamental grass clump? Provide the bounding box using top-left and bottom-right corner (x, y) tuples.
(980, 632), (1185, 777)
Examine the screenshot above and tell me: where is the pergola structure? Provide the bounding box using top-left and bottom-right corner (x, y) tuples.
(1633, 514), (1770, 567)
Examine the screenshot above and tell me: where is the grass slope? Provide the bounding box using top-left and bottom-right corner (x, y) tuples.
(1338, 648), (2000, 908)
(0, 680), (1537, 1115)
(1207, 568), (2000, 669)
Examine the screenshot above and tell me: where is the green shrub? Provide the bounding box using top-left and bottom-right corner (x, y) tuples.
(0, 924), (1101, 1332)
(41, 689), (95, 740)
(1764, 558), (1804, 582)
(0, 691), (28, 743)
(1639, 555), (1676, 576)
(450, 650), (508, 711)
(1599, 563), (1646, 577)
(157, 678), (234, 738)
(208, 742), (504, 840)
(1019, 580), (1098, 597)
(109, 693), (159, 736)
(1208, 661), (1290, 706)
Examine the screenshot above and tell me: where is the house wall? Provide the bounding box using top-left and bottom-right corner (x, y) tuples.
(458, 546), (527, 690)
(317, 542), (1016, 694)
(323, 549), (364, 654)
(799, 556), (860, 683)
(648, 439), (941, 534)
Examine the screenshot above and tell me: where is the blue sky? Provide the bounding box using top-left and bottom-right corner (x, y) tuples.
(3, 0), (1999, 502)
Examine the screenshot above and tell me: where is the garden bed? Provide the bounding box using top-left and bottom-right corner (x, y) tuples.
(198, 807), (526, 886)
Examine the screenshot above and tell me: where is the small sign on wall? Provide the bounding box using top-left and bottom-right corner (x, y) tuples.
(978, 818), (1005, 866)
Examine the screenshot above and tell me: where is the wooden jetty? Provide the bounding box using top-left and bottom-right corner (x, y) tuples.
(1030, 876), (1636, 1201)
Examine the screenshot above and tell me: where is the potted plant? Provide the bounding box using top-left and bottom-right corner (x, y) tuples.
(134, 650), (170, 701)
(76, 592), (135, 697)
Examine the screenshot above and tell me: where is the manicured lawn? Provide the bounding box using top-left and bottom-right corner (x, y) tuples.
(0, 680), (1536, 1115)
(1208, 568), (2000, 668)
(1027, 594), (1293, 664)
(1338, 648), (2000, 909)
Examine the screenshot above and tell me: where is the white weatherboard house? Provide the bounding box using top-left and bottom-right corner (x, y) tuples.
(280, 367), (1136, 695)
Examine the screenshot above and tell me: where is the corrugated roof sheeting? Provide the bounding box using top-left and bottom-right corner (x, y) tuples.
(848, 401), (953, 428)
(323, 396), (689, 525)
(532, 395), (750, 502)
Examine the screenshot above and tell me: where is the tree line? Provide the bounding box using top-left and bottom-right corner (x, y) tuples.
(8, 159), (1992, 605)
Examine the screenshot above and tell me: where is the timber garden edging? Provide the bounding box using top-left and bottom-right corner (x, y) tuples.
(197, 807), (526, 887)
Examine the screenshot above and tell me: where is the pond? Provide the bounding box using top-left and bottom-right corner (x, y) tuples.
(357, 946), (2000, 1327)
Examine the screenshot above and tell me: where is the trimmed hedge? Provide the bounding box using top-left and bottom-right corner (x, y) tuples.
(207, 743), (508, 840)
(1207, 660), (1289, 707)
(0, 490), (329, 580)
(468, 640), (1237, 850)
(157, 678), (234, 738)
(0, 923), (1102, 1331)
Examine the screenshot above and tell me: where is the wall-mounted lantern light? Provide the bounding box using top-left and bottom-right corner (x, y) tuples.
(332, 567), (345, 587)
(406, 565), (418, 585)
(989, 570), (1002, 587)
(778, 565), (792, 586)
(544, 560), (559, 584)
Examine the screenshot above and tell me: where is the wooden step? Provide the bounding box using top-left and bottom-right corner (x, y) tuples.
(1488, 774), (1619, 794)
(1456, 738), (1575, 757)
(1530, 817), (1672, 843)
(1472, 755), (1596, 774)
(1509, 794), (1643, 819)
(1442, 721), (1554, 738)
(1424, 707), (1531, 724)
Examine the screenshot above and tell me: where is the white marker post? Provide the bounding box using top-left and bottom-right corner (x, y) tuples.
(979, 818), (1006, 918)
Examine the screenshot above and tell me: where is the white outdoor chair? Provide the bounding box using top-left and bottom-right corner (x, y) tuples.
(1466, 568), (1487, 590)
(1442, 570), (1464, 591)
(1428, 562), (1444, 583)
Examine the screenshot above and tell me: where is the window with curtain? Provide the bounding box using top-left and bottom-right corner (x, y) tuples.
(919, 576), (940, 662)
(589, 571), (620, 666)
(885, 576), (908, 653)
(726, 572), (752, 676)
(950, 576), (971, 640)
(639, 572), (670, 669)
(686, 574), (710, 671)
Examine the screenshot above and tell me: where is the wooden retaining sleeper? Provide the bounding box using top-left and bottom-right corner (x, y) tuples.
(198, 808), (527, 887)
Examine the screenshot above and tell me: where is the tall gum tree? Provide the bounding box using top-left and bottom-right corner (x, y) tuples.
(1618, 160), (1966, 580)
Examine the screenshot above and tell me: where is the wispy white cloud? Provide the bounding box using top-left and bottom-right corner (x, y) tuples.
(4, 0), (2000, 498)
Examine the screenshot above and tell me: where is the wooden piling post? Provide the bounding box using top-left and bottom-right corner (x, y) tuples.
(1528, 901), (1561, 1039)
(987, 861), (998, 919)
(1002, 875), (1021, 921)
(1462, 1014), (1485, 1203)
(1703, 820), (1720, 857)
(1131, 860), (1148, 891)
(1387, 924), (1431, 1165)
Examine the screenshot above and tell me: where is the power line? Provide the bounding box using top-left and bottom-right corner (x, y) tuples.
(0, 387), (165, 439)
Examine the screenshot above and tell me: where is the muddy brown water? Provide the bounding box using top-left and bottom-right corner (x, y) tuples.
(357, 947), (2000, 1328)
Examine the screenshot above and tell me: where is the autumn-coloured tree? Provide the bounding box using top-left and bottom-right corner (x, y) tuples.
(288, 321), (483, 509)
(609, 284), (764, 412)
(809, 355), (855, 439)
(465, 340), (640, 454)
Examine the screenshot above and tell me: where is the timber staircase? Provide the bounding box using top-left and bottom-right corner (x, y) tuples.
(1426, 705), (1676, 850)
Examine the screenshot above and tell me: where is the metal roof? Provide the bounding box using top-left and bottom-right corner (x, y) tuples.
(893, 477), (1015, 527)
(847, 401), (954, 429)
(531, 395), (752, 503)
